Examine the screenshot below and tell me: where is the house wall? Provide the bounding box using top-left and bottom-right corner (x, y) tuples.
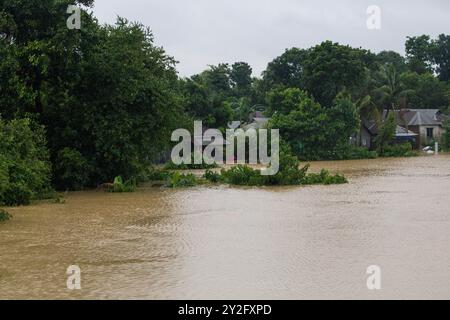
(418, 125), (444, 146)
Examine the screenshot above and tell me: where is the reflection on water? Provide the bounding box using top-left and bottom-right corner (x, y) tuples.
(1, 155), (450, 299)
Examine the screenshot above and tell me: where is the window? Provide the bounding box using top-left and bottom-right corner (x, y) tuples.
(426, 128), (434, 138)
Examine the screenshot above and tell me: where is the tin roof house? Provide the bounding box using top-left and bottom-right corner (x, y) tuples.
(395, 109), (449, 148)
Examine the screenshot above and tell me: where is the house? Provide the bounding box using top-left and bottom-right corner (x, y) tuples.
(394, 109), (449, 148)
(359, 120), (418, 150)
(359, 109), (448, 150)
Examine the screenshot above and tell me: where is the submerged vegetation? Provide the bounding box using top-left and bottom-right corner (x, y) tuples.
(204, 145), (347, 186)
(0, 209), (11, 222)
(108, 176), (137, 193)
(166, 172), (198, 188)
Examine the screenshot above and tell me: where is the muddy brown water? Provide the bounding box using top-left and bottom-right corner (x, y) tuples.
(1, 155), (449, 299)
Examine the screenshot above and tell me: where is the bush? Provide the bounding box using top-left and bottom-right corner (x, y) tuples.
(0, 209), (12, 222)
(381, 143), (418, 157)
(166, 172), (198, 188)
(108, 176), (137, 193)
(302, 169), (348, 185)
(204, 170), (222, 183)
(221, 165), (265, 186)
(0, 118), (52, 206)
(208, 145), (348, 186)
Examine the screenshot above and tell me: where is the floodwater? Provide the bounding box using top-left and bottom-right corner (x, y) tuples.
(1, 155), (449, 300)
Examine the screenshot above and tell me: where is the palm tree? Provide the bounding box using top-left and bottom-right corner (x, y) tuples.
(372, 64), (414, 115)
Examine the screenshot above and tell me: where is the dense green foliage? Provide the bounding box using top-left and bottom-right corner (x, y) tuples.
(268, 89), (359, 160)
(0, 209), (12, 222)
(443, 120), (450, 151)
(1, 0), (183, 192)
(1, 1), (449, 201)
(374, 113), (397, 154)
(0, 117), (52, 205)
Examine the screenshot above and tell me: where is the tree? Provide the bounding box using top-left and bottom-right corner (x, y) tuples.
(406, 34), (450, 81)
(269, 88), (359, 160)
(262, 48), (308, 90)
(181, 73), (233, 129)
(433, 34), (450, 82)
(266, 87), (310, 116)
(376, 51), (407, 73)
(405, 35), (434, 74)
(203, 63), (232, 95)
(400, 72), (449, 109)
(0, 117), (52, 205)
(1, 1), (184, 189)
(372, 64), (413, 111)
(374, 112), (396, 154)
(302, 41), (368, 107)
(230, 62), (253, 98)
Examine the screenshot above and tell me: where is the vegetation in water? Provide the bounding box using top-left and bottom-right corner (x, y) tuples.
(166, 172), (198, 188)
(204, 145), (348, 186)
(108, 176), (137, 193)
(0, 209), (12, 222)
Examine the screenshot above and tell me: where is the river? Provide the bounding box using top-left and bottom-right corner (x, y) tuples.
(1, 155), (449, 299)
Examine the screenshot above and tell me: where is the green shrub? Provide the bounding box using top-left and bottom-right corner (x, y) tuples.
(210, 145), (348, 187)
(109, 176), (137, 193)
(302, 169), (348, 185)
(0, 209), (12, 222)
(381, 143), (418, 157)
(221, 165), (265, 186)
(166, 172), (198, 188)
(204, 170), (222, 183)
(145, 167), (171, 181)
(0, 118), (53, 206)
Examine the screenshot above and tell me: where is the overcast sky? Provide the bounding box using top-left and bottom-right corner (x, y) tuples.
(92, 0), (450, 77)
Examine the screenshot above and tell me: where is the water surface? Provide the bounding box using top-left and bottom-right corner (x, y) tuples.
(1, 155), (449, 299)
